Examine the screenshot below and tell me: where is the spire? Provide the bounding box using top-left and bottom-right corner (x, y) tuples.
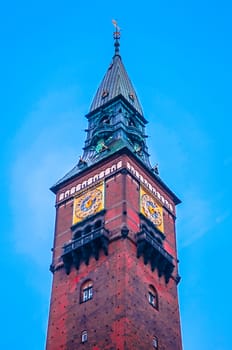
(112, 19), (120, 56)
(89, 21), (143, 116)
(51, 23), (150, 190)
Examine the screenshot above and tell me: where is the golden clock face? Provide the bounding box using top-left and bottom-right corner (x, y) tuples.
(73, 185), (104, 224)
(140, 190), (164, 232)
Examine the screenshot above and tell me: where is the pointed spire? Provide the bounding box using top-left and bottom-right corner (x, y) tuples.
(89, 21), (143, 116)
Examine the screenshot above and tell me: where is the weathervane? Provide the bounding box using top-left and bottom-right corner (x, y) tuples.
(112, 19), (121, 55)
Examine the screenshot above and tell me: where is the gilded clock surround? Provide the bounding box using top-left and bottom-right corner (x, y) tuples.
(73, 183), (104, 225)
(140, 186), (164, 233)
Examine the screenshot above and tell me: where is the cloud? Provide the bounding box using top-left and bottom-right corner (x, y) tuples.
(177, 188), (212, 247)
(9, 88), (87, 266)
(215, 211), (230, 224)
(224, 157), (232, 166)
(147, 94), (218, 247)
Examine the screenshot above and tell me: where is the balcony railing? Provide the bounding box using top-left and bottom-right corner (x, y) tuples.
(137, 230), (173, 264)
(62, 227), (109, 274)
(136, 230), (175, 283)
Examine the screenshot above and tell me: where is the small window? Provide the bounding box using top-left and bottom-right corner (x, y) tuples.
(152, 336), (158, 349)
(81, 330), (88, 343)
(81, 280), (93, 303)
(148, 292), (156, 307)
(148, 285), (158, 309)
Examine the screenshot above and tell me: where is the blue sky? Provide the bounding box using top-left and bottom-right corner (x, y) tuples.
(1, 0), (232, 349)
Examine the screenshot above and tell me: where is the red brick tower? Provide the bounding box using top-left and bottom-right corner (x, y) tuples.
(46, 25), (182, 350)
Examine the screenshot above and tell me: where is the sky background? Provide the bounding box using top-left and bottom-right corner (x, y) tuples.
(1, 0), (232, 349)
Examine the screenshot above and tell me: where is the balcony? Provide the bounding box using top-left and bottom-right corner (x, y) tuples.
(136, 230), (175, 283)
(62, 227), (109, 274)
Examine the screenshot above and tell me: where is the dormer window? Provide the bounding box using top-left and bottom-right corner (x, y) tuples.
(129, 93), (135, 101)
(102, 90), (109, 98)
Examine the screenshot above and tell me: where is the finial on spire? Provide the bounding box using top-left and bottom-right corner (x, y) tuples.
(112, 19), (121, 55)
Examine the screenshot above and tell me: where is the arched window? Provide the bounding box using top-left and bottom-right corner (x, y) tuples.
(80, 280), (93, 303)
(81, 330), (88, 343)
(148, 285), (158, 310)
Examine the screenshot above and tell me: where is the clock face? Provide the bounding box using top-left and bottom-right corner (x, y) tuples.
(73, 185), (104, 224)
(141, 193), (163, 228)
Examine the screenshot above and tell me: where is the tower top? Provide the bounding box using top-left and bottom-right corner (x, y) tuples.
(112, 19), (120, 56)
(51, 25), (181, 208)
(89, 21), (143, 116)
(51, 25), (151, 191)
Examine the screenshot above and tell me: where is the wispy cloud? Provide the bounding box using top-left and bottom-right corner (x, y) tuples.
(224, 156), (232, 166)
(9, 88), (86, 266)
(177, 189), (212, 247)
(148, 94), (211, 177)
(148, 94), (220, 247)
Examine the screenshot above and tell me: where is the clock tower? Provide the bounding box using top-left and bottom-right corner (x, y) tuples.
(46, 25), (183, 350)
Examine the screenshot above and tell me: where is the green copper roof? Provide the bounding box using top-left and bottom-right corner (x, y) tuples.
(89, 54), (144, 116)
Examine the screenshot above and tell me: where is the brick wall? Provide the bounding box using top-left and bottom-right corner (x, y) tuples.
(46, 152), (182, 350)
